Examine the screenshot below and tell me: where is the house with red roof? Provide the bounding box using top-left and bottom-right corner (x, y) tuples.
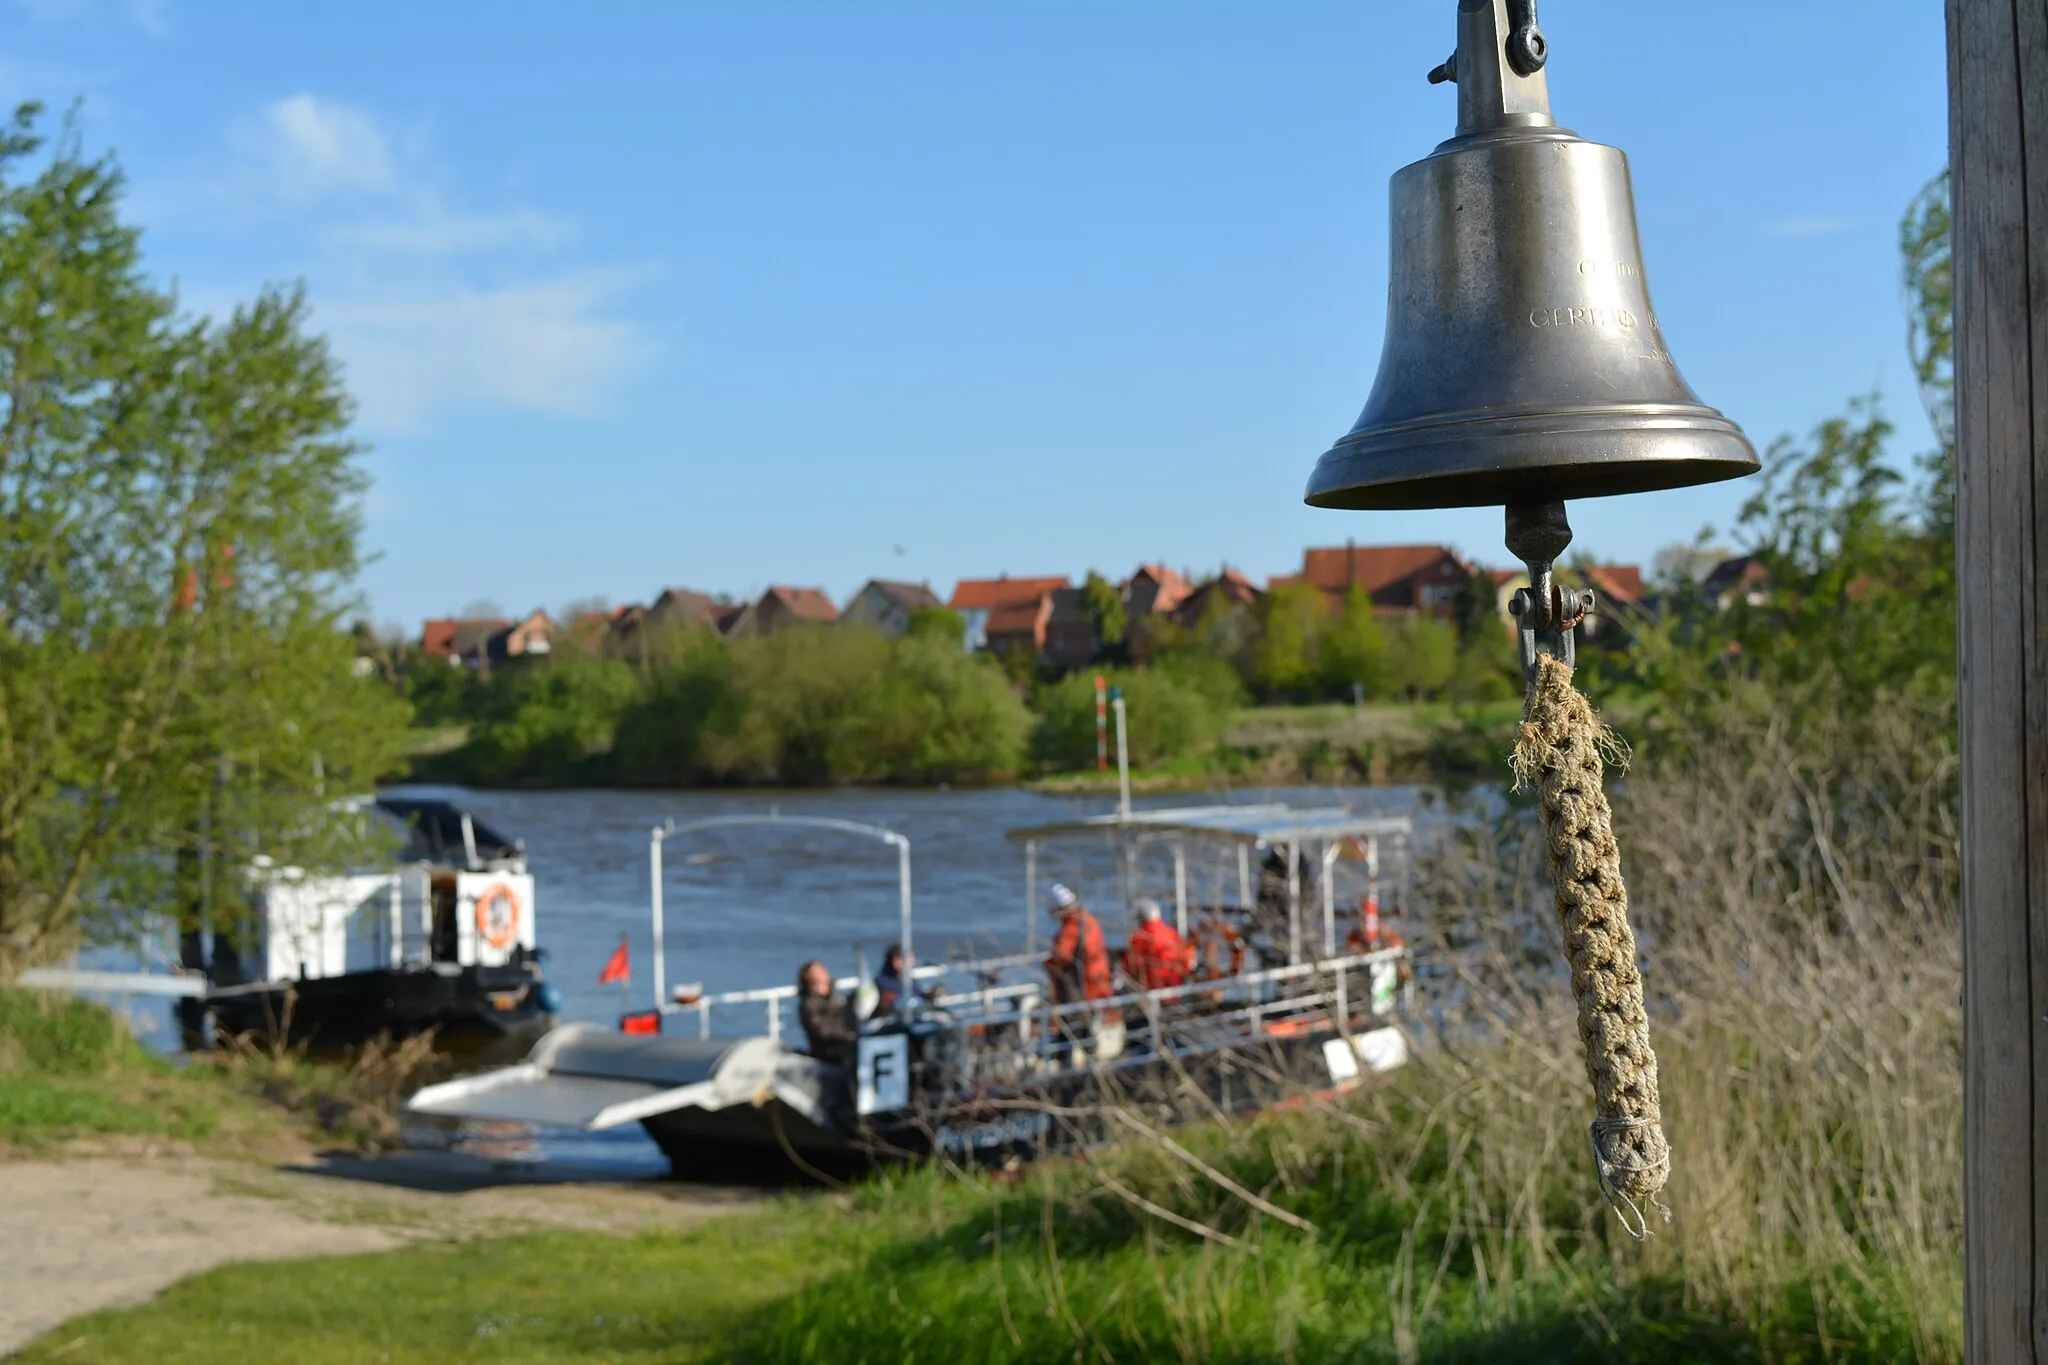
(948, 575), (1070, 652)
(1703, 554), (1770, 610)
(1271, 544), (1470, 620)
(1171, 569), (1262, 629)
(727, 585), (840, 638)
(1124, 563), (1192, 619)
(419, 616), (510, 665)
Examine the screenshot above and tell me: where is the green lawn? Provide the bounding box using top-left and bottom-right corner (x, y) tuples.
(17, 1214), (839, 1365)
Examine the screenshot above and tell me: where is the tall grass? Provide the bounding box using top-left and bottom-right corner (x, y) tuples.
(1372, 677), (1960, 1356)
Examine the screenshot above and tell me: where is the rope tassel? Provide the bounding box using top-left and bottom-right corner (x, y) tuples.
(1511, 653), (1671, 1239)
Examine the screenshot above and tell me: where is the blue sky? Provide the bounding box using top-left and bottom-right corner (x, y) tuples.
(0, 0), (1949, 629)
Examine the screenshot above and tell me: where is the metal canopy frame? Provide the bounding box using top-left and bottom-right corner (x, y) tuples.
(1005, 806), (1412, 846)
(649, 812), (912, 1014)
(1006, 804), (1412, 967)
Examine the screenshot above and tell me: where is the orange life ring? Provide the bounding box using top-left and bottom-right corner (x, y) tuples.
(474, 883), (521, 951)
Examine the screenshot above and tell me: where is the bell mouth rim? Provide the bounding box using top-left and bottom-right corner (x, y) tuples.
(1303, 407), (1760, 511)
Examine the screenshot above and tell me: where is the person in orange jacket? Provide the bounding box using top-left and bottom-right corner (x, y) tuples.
(1121, 898), (1189, 992)
(1044, 883), (1113, 1005)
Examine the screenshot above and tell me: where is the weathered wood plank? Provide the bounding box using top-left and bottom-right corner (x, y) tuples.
(1951, 0), (2040, 1359)
(2022, 0), (2048, 1354)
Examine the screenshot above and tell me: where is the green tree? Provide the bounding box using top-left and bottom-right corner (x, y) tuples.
(1249, 581), (1327, 700)
(1320, 588), (1390, 699)
(835, 635), (1031, 782)
(461, 658), (641, 785)
(406, 657), (480, 726)
(607, 640), (729, 784)
(1717, 399), (1952, 696)
(1448, 628), (1518, 702)
(1448, 559), (1503, 643)
(696, 626), (893, 783)
(0, 106), (408, 969)
(904, 605), (966, 646)
(1080, 571), (1126, 664)
(1029, 665), (1233, 771)
(1385, 616), (1458, 700)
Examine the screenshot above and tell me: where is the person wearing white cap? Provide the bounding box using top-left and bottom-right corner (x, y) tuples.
(1122, 897), (1189, 992)
(1043, 883), (1111, 1005)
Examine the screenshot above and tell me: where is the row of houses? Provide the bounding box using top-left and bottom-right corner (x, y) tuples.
(414, 545), (1765, 670)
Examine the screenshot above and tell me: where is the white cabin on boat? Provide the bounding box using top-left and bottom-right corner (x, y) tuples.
(243, 795), (537, 984)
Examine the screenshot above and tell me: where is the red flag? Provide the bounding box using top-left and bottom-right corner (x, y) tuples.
(597, 935), (630, 985)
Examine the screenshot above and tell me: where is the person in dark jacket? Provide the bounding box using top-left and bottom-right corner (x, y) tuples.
(875, 944), (911, 1016)
(796, 959), (858, 1065)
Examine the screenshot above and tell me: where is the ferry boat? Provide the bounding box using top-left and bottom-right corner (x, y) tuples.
(22, 795), (561, 1060)
(409, 802), (1415, 1175)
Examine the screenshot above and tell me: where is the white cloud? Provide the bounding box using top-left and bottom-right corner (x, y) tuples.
(242, 94), (396, 205)
(172, 93), (658, 436)
(319, 272), (654, 434)
(1762, 216), (1852, 239)
(326, 206), (573, 256)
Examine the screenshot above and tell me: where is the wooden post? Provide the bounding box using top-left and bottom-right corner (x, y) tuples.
(1951, 2), (2048, 1358)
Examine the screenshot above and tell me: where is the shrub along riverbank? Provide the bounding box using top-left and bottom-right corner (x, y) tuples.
(393, 576), (1532, 791)
(401, 636), (1531, 791)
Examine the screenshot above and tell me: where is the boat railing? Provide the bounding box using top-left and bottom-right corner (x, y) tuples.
(654, 944), (1409, 1047)
(930, 946), (1413, 1085)
(660, 950), (1048, 1041)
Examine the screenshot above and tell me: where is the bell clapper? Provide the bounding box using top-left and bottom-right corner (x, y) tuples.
(1505, 499), (1595, 686)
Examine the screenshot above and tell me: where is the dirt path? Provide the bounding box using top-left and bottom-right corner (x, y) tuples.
(1, 1150), (756, 1356)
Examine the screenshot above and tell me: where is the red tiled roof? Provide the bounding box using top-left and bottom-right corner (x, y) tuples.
(1128, 563), (1193, 615)
(1582, 564), (1644, 605)
(1297, 545), (1462, 595)
(766, 585), (839, 623)
(422, 616), (508, 657)
(948, 576), (1069, 610)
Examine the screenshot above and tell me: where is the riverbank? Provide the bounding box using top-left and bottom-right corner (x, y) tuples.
(0, 987), (436, 1159)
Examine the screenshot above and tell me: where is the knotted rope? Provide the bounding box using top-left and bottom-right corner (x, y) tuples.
(1510, 652), (1671, 1239)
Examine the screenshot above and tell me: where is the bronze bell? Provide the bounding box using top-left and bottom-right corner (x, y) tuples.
(1303, 0), (1758, 512)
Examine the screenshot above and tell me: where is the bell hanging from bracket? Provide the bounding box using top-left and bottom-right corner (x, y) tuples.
(1302, 0), (1757, 674)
